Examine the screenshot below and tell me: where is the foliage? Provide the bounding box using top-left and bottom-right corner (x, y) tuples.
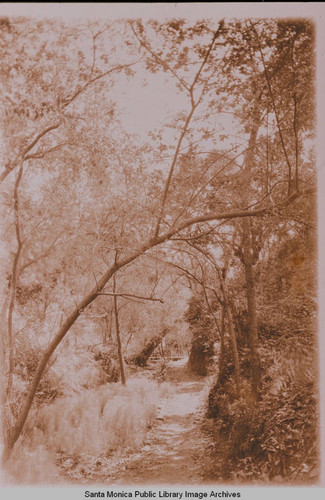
(207, 342), (239, 417)
(257, 217), (317, 344)
(206, 215), (318, 482)
(5, 377), (167, 484)
(91, 344), (120, 383)
(0, 14), (318, 483)
(208, 347), (319, 483)
(184, 295), (216, 376)
(11, 331), (123, 424)
(13, 330), (63, 410)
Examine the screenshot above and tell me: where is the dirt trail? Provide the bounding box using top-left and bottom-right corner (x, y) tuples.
(104, 358), (213, 485)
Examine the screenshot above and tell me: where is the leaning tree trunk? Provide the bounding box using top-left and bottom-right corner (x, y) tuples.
(113, 276), (126, 385)
(127, 327), (169, 367)
(0, 208), (270, 465)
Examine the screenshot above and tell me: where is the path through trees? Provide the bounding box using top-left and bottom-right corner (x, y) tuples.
(0, 12), (318, 485)
(58, 358), (214, 485)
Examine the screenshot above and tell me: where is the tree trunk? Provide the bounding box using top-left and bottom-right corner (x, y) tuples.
(6, 163), (24, 405)
(113, 276), (126, 385)
(1, 293), (11, 446)
(225, 302), (241, 398)
(127, 327), (169, 367)
(0, 206), (284, 464)
(240, 88), (262, 401)
(218, 306), (226, 375)
(243, 224), (261, 400)
(187, 244), (241, 394)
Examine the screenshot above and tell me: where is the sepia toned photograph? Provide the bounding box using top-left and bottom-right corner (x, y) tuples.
(0, 2), (322, 491)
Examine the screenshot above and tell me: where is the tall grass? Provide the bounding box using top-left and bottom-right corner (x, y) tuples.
(5, 376), (168, 484)
(5, 443), (61, 485)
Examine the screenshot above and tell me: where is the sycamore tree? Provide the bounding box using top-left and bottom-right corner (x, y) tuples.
(0, 15), (316, 463)
(195, 18), (316, 399)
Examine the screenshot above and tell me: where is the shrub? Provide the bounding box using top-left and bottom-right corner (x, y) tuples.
(91, 345), (120, 383)
(30, 377), (165, 455)
(188, 333), (214, 376)
(6, 377), (168, 483)
(185, 295), (217, 376)
(13, 331), (63, 413)
(207, 341), (319, 483)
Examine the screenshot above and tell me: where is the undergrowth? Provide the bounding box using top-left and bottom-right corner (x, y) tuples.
(5, 377), (168, 484)
(206, 340), (319, 484)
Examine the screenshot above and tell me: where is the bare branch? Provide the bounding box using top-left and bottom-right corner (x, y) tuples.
(152, 27), (223, 239)
(0, 124), (61, 184)
(24, 142), (70, 161)
(22, 123), (62, 159)
(189, 20), (224, 105)
(59, 58), (141, 109)
(98, 292), (164, 303)
(153, 102), (198, 238)
(250, 22), (293, 195)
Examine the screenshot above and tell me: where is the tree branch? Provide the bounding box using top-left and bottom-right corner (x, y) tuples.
(152, 26), (223, 239)
(129, 21), (190, 93)
(24, 142), (70, 161)
(6, 162), (24, 407)
(250, 22), (293, 195)
(0, 124), (61, 184)
(1, 185), (314, 462)
(59, 58), (141, 109)
(189, 20), (224, 106)
(1, 48), (140, 183)
(98, 292), (164, 303)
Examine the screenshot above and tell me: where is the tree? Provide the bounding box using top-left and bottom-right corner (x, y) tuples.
(0, 16), (315, 464)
